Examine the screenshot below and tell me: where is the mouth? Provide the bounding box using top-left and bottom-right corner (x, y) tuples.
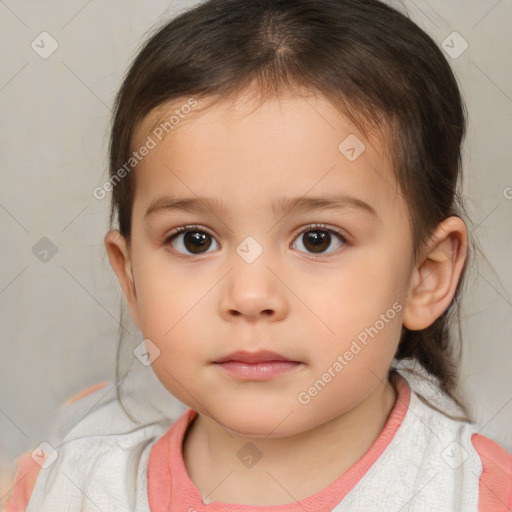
(213, 350), (300, 364)
(213, 351), (303, 380)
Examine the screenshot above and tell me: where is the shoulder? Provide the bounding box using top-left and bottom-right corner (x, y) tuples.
(5, 368), (188, 511)
(390, 360), (512, 510)
(471, 433), (512, 511)
(4, 382), (108, 512)
(47, 366), (187, 442)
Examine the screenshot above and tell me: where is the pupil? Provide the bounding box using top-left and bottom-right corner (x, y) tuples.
(304, 230), (330, 253)
(184, 231), (211, 254)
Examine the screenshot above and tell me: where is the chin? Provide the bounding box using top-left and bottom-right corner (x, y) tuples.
(212, 408), (307, 439)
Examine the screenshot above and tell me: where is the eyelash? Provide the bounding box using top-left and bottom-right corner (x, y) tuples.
(163, 223), (348, 260)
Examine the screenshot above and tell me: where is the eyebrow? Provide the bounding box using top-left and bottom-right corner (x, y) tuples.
(143, 194), (378, 221)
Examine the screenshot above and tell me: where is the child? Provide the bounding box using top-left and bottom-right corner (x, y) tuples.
(5, 0), (512, 510)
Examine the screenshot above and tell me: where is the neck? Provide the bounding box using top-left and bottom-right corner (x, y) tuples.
(182, 372), (399, 506)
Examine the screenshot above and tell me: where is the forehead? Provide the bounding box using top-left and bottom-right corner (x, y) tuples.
(131, 91), (406, 223)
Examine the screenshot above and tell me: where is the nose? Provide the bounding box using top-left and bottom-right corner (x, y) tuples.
(218, 249), (288, 322)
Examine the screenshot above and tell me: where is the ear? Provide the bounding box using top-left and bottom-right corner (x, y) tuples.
(402, 216), (468, 330)
(104, 230), (141, 330)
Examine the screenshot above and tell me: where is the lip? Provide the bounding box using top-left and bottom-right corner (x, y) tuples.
(213, 351), (303, 381)
(213, 350), (299, 364)
(215, 360), (302, 380)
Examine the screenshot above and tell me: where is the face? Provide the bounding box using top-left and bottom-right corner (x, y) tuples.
(118, 90), (416, 437)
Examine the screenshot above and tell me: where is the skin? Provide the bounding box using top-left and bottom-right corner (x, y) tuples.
(105, 89), (468, 505)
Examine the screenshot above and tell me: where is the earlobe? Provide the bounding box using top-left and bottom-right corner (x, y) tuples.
(104, 230), (141, 329)
(402, 216), (468, 331)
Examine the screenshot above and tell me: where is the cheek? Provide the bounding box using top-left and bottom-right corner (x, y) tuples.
(302, 253), (407, 370)
(134, 251), (198, 328)
(133, 256), (215, 358)
(308, 252), (404, 322)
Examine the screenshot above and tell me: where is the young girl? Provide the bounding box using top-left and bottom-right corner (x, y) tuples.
(5, 0), (512, 510)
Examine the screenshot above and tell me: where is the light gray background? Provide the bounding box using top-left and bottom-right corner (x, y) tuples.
(1, 0), (511, 501)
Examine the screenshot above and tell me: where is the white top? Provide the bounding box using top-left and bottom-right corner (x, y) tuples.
(26, 358), (484, 511)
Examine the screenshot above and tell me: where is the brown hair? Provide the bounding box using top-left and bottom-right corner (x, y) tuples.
(108, 0), (474, 421)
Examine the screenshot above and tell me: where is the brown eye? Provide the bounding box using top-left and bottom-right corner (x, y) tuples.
(292, 225), (346, 255)
(165, 226), (218, 256)
(182, 231), (212, 254)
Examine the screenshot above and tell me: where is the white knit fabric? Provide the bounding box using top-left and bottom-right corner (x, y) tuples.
(26, 366), (185, 512)
(26, 359), (483, 511)
(332, 359), (482, 512)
